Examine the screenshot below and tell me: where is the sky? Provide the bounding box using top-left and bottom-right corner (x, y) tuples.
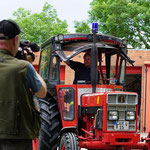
(0, 0), (92, 32)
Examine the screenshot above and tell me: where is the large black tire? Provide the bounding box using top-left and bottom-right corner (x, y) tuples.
(38, 96), (62, 150)
(59, 132), (79, 150)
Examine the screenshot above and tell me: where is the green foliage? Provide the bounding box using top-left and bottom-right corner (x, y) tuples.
(12, 2), (68, 44)
(88, 0), (150, 49)
(74, 21), (91, 33)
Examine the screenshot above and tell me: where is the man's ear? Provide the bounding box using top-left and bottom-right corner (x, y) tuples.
(13, 35), (19, 44)
(11, 35), (20, 56)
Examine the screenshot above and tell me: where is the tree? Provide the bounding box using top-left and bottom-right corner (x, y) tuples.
(74, 21), (91, 33)
(88, 0), (150, 49)
(12, 2), (68, 44)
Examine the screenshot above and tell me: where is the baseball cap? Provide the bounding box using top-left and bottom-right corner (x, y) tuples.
(0, 19), (24, 40)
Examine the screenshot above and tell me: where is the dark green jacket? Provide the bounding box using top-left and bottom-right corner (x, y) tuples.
(0, 49), (41, 139)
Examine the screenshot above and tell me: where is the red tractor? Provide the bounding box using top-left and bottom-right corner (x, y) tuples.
(36, 24), (150, 150)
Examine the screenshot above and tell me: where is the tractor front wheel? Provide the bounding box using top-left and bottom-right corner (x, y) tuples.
(59, 132), (79, 150)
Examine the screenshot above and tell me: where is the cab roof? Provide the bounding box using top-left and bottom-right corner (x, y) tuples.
(41, 33), (134, 65)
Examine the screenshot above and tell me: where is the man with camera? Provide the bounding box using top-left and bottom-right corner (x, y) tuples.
(0, 19), (47, 150)
(16, 40), (41, 63)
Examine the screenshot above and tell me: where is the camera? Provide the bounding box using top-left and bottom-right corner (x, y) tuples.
(15, 41), (40, 61)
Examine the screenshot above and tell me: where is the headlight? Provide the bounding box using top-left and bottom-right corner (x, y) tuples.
(126, 111), (136, 120)
(57, 34), (64, 41)
(108, 111), (118, 120)
(122, 39), (128, 46)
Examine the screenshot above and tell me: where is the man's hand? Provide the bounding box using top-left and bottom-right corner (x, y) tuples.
(24, 48), (34, 63)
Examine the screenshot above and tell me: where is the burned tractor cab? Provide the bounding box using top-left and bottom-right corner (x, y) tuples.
(37, 24), (150, 150)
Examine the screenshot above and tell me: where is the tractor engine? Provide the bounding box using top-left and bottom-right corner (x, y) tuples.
(80, 91), (138, 142)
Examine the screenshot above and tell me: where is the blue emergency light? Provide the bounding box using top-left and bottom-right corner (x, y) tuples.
(92, 22), (98, 33)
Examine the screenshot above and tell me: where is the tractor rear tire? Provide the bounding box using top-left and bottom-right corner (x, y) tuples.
(38, 96), (62, 150)
(59, 132), (79, 150)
